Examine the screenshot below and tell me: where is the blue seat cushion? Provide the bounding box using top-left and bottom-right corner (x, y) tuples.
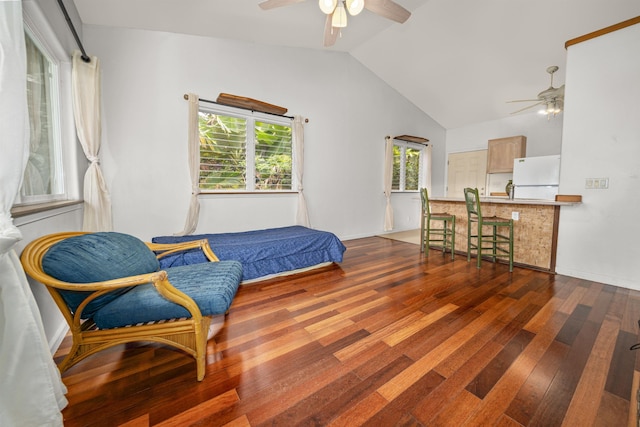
(42, 232), (160, 318)
(92, 260), (243, 329)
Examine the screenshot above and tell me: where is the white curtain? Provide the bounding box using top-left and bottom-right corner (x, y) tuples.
(0, 2), (68, 425)
(383, 136), (394, 231)
(72, 50), (112, 232)
(176, 93), (201, 236)
(424, 144), (432, 191)
(293, 115), (310, 227)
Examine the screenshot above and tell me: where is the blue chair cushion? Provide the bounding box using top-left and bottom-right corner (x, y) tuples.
(92, 260), (243, 329)
(42, 232), (160, 318)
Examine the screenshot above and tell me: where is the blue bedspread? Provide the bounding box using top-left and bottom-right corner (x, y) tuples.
(152, 226), (346, 282)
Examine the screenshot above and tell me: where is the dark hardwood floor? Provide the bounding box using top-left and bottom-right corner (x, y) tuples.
(55, 236), (640, 426)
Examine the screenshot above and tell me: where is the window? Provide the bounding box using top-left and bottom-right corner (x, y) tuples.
(392, 140), (426, 191)
(198, 105), (294, 192)
(14, 30), (64, 205)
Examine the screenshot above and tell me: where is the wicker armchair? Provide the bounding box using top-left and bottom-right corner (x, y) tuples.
(20, 231), (243, 381)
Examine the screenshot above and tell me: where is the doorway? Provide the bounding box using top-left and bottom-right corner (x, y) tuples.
(446, 150), (487, 197)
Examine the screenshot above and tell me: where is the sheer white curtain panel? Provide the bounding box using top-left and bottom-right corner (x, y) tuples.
(0, 2), (67, 425)
(383, 136), (394, 231)
(424, 144), (432, 191)
(176, 93), (201, 236)
(293, 115), (310, 227)
(72, 50), (112, 231)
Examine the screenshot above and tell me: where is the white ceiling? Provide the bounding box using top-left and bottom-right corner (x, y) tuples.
(72, 0), (640, 129)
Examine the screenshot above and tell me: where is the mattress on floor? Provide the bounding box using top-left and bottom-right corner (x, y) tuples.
(152, 226), (346, 282)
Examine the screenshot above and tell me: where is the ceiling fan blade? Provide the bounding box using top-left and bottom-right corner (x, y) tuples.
(364, 0), (411, 23)
(507, 99), (542, 103)
(323, 13), (339, 47)
(510, 101), (543, 115)
(259, 0), (305, 10)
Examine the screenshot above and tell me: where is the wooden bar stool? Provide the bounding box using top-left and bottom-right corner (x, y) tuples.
(420, 188), (455, 259)
(463, 187), (514, 272)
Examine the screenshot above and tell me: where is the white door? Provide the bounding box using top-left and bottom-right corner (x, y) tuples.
(447, 150), (487, 197)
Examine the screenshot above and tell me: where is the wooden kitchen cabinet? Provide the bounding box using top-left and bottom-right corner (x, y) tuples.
(486, 135), (527, 173)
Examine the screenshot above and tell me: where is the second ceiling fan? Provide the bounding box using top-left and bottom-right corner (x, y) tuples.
(258, 0), (411, 47)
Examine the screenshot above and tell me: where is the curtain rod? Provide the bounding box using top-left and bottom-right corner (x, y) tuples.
(56, 0), (90, 63)
(183, 94), (308, 122)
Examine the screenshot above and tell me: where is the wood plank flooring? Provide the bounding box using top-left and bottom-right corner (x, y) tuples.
(55, 237), (640, 426)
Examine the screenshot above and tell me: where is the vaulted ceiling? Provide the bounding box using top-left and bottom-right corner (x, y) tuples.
(72, 0), (640, 129)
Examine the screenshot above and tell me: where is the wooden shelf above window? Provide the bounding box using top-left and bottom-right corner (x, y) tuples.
(394, 135), (429, 145)
(216, 93), (288, 116)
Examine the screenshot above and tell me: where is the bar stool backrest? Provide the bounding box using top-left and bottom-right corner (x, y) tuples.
(420, 188), (432, 217)
(464, 187), (482, 220)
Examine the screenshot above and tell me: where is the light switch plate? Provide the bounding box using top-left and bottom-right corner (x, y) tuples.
(586, 177), (609, 189)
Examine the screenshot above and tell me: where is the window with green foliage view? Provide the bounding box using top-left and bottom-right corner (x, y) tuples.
(392, 141), (424, 191)
(198, 109), (293, 191)
(15, 30), (65, 205)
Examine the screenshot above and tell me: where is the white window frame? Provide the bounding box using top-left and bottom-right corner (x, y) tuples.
(14, 2), (79, 208)
(198, 102), (297, 193)
(392, 140), (427, 192)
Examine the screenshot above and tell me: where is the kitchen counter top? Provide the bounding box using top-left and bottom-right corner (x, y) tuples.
(429, 196), (580, 206)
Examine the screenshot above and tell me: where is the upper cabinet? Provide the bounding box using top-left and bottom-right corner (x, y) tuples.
(486, 136), (527, 173)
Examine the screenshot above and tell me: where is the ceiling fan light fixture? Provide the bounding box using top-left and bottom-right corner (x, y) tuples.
(319, 0), (337, 14)
(262, 0), (412, 47)
(553, 99), (563, 113)
(346, 0), (364, 15)
(332, 2), (348, 28)
(539, 100), (562, 118)
(546, 102), (555, 113)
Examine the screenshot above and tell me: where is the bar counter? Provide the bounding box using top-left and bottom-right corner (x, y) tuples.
(428, 196), (580, 272)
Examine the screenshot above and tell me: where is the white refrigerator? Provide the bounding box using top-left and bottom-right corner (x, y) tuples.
(512, 155), (561, 200)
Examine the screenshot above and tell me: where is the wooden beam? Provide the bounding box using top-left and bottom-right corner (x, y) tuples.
(565, 15), (640, 48)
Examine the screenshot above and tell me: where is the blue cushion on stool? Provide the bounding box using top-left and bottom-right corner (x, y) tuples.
(92, 260), (243, 329)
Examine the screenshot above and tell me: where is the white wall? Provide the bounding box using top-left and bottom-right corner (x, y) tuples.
(83, 26), (445, 241)
(446, 112), (563, 158)
(556, 22), (640, 289)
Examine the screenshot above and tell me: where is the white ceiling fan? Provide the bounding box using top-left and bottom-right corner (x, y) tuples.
(508, 66), (565, 118)
(258, 0), (411, 47)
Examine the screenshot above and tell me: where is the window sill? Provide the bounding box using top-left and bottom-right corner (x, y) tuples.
(11, 199), (84, 218)
(199, 191), (298, 195)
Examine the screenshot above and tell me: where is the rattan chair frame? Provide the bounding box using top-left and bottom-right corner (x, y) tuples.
(20, 232), (222, 381)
